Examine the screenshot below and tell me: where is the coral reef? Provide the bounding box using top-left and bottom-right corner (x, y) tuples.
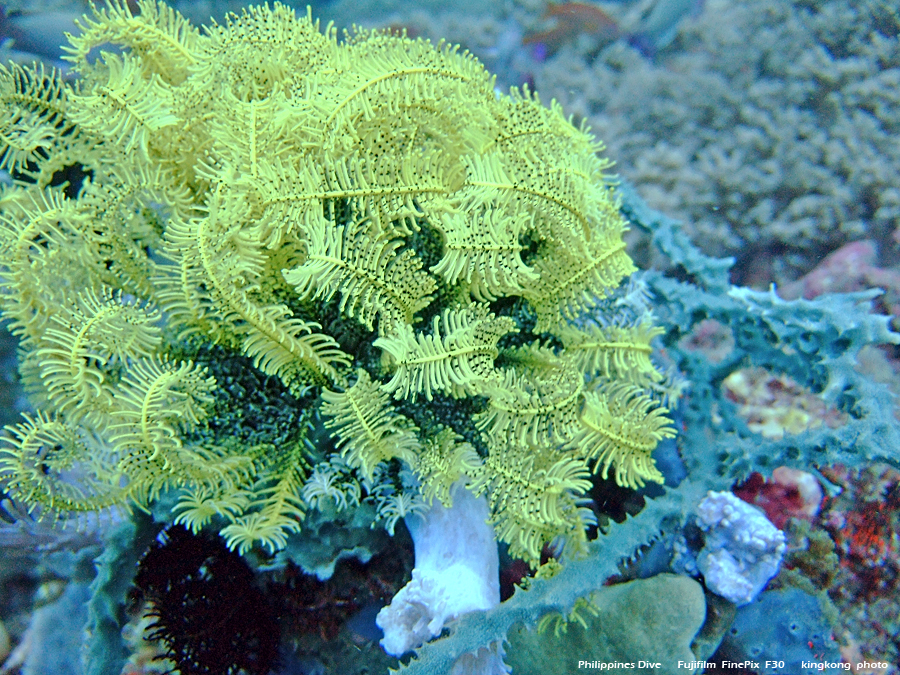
(0, 1), (683, 673)
(504, 574), (707, 675)
(716, 587), (841, 675)
(734, 467), (824, 530)
(0, 1), (898, 674)
(820, 464), (900, 670)
(722, 366), (847, 439)
(530, 0), (900, 284)
(778, 240), (900, 328)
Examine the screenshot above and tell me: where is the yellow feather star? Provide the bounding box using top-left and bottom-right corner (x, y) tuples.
(0, 0), (675, 558)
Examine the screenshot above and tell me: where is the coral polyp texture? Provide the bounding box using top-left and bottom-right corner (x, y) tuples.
(0, 0), (674, 566)
(531, 0), (900, 282)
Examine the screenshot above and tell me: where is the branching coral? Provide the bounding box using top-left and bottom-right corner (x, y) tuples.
(532, 0), (900, 282)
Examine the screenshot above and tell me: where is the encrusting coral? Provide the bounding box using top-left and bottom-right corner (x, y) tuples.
(0, 0), (674, 567)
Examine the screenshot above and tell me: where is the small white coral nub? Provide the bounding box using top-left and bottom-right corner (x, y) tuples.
(695, 490), (786, 606)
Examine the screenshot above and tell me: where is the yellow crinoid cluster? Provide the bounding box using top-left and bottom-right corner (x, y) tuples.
(0, 0), (674, 563)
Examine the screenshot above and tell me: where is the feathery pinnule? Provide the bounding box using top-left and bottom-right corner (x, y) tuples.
(0, 0), (672, 562)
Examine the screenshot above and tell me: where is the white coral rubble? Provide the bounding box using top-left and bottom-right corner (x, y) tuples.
(695, 490), (786, 606)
